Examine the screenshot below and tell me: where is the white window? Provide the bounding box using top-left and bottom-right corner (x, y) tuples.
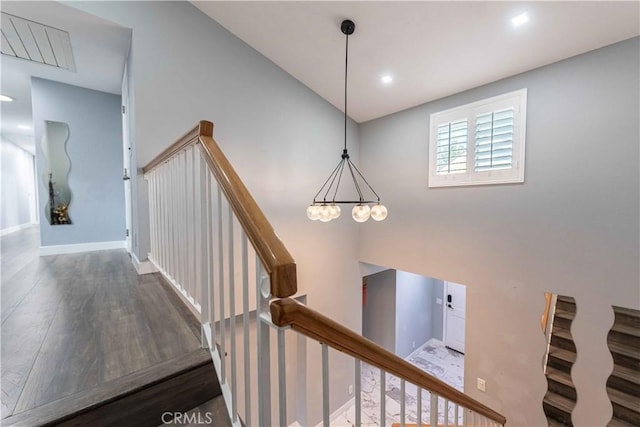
(428, 89), (527, 187)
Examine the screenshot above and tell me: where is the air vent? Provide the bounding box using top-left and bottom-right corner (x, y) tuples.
(1, 12), (75, 71)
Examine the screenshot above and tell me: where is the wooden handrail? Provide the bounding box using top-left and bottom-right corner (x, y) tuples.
(143, 121), (297, 298)
(271, 298), (507, 425)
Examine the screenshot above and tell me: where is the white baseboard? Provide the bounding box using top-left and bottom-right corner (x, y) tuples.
(0, 223), (33, 236)
(132, 252), (158, 275)
(39, 240), (126, 256)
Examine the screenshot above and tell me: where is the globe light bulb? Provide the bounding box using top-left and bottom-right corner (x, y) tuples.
(352, 204), (371, 222)
(319, 205), (332, 222)
(307, 205), (320, 220)
(330, 204), (341, 219)
(370, 204), (388, 221)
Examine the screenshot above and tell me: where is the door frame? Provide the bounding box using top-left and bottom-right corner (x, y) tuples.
(121, 60), (133, 253)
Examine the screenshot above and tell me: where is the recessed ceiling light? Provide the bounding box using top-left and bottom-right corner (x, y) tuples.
(18, 124), (31, 130)
(0, 94), (14, 102)
(511, 12), (530, 27)
(381, 75), (393, 84)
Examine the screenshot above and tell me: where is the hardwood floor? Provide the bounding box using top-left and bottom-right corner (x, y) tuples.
(1, 226), (202, 419)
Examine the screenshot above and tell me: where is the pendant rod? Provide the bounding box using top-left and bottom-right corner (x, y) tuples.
(344, 29), (348, 152)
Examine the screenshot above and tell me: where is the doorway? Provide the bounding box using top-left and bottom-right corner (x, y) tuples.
(444, 281), (466, 354)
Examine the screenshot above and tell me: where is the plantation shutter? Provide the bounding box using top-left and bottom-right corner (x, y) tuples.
(436, 119), (468, 175)
(474, 108), (514, 172)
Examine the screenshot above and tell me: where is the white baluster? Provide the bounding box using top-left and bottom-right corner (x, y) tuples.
(198, 154), (209, 346)
(430, 393), (437, 427)
(355, 359), (361, 427)
(241, 232), (251, 427)
(321, 343), (329, 427)
(228, 204), (238, 422)
(208, 173), (216, 345)
(454, 403), (459, 426)
(380, 369), (386, 427)
(417, 386), (422, 427)
(400, 379), (406, 427)
(217, 185), (226, 381)
(444, 398), (449, 427)
(277, 328), (287, 426)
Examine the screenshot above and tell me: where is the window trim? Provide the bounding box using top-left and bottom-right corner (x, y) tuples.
(428, 88), (527, 188)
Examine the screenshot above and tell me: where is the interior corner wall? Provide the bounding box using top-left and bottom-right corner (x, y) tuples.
(32, 78), (125, 247)
(1, 139), (36, 231)
(64, 2), (362, 424)
(395, 270), (433, 358)
(358, 37), (640, 426)
(362, 269), (397, 353)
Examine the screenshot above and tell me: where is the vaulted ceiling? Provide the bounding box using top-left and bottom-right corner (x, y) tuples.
(195, 1), (640, 123)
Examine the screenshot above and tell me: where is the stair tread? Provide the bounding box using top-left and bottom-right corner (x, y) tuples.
(609, 340), (640, 359)
(611, 322), (640, 339)
(554, 309), (576, 321)
(608, 387), (640, 411)
(614, 306), (640, 318)
(546, 367), (575, 388)
(612, 364), (640, 385)
(2, 349), (215, 427)
(609, 417), (638, 427)
(544, 391), (576, 413)
(553, 328), (574, 339)
(557, 296), (576, 304)
(549, 346), (577, 363)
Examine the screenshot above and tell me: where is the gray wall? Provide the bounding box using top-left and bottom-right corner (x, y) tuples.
(362, 269), (397, 353)
(431, 279), (444, 341)
(65, 2), (362, 424)
(358, 37), (639, 425)
(1, 139), (35, 230)
(395, 270), (433, 358)
(32, 78), (125, 247)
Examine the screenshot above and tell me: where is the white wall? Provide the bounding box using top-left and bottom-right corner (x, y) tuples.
(362, 269), (396, 352)
(358, 37), (639, 425)
(65, 2), (362, 424)
(1, 138), (36, 232)
(395, 270), (433, 358)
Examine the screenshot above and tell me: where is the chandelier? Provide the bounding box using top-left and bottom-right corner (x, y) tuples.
(306, 19), (388, 223)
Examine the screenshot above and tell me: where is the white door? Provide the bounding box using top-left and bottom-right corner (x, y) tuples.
(121, 61), (133, 253)
(444, 281), (466, 354)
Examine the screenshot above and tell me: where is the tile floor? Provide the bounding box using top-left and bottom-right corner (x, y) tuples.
(331, 339), (464, 426)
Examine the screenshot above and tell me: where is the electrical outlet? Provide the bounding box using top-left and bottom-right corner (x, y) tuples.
(348, 385), (353, 395)
(477, 378), (486, 392)
(412, 341), (416, 349)
(436, 298), (443, 305)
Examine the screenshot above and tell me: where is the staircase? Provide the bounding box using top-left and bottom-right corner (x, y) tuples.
(1, 348), (227, 426)
(543, 295), (577, 426)
(606, 305), (640, 426)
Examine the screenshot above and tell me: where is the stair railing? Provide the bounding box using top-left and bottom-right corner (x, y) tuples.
(143, 121), (506, 427)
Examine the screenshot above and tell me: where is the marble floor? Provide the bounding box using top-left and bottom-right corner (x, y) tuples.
(332, 339), (464, 426)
